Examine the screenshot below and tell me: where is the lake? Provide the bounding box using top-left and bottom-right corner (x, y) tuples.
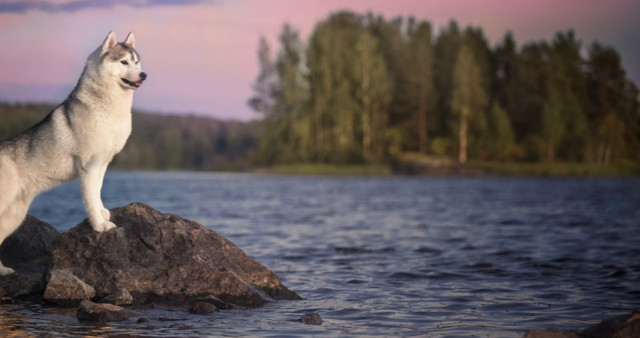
(2, 172), (639, 336)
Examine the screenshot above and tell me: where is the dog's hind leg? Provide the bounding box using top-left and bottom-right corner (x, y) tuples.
(0, 198), (31, 275)
(0, 156), (22, 274)
(0, 156), (19, 217)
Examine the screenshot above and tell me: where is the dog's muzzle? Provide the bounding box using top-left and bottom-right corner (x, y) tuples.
(121, 72), (147, 89)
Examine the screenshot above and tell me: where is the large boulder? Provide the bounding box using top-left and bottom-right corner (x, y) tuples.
(0, 215), (58, 298)
(50, 202), (300, 307)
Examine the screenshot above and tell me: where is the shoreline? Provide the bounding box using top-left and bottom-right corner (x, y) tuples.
(110, 161), (640, 178)
(254, 161), (640, 178)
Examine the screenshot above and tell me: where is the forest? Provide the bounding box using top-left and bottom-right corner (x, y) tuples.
(249, 11), (640, 167)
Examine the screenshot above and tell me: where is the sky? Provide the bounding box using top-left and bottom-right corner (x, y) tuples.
(0, 0), (638, 121)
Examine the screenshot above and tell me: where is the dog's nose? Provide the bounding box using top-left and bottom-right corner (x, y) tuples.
(140, 72), (147, 80)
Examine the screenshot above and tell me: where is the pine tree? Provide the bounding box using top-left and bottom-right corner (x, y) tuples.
(273, 23), (307, 162)
(407, 20), (435, 155)
(452, 44), (487, 163)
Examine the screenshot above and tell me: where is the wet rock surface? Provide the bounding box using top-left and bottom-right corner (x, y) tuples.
(0, 202), (300, 323)
(298, 312), (323, 325)
(76, 300), (132, 322)
(43, 269), (95, 306)
(100, 288), (133, 306)
(189, 301), (217, 315)
(0, 216), (58, 298)
(49, 202), (300, 306)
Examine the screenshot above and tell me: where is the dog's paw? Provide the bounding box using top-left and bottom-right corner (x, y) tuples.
(0, 266), (16, 276)
(95, 221), (117, 232)
(101, 208), (111, 221)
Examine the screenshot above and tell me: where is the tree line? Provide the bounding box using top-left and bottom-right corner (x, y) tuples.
(0, 103), (257, 171)
(249, 11), (640, 165)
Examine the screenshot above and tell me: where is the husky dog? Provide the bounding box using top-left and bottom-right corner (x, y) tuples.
(0, 31), (146, 275)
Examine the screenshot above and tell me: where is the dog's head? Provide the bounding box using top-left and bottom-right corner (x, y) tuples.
(97, 31), (147, 91)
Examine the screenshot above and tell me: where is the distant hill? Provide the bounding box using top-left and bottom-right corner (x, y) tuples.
(0, 102), (258, 171)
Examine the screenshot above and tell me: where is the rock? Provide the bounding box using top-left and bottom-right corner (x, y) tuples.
(44, 269), (95, 306)
(50, 202), (301, 307)
(0, 215), (59, 268)
(298, 313), (323, 325)
(0, 286), (12, 304)
(581, 311), (640, 338)
(524, 329), (578, 338)
(0, 216), (58, 298)
(76, 300), (131, 322)
(525, 310), (640, 338)
(193, 295), (238, 310)
(100, 288), (133, 306)
(189, 301), (217, 315)
(137, 317), (150, 323)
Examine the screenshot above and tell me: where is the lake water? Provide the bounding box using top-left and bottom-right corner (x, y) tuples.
(2, 172), (639, 337)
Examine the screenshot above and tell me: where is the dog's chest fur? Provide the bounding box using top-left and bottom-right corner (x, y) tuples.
(65, 94), (133, 160)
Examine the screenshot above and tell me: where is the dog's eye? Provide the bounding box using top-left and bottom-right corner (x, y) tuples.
(120, 60), (129, 65)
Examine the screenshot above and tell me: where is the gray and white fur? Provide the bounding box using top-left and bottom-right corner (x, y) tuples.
(0, 31), (146, 275)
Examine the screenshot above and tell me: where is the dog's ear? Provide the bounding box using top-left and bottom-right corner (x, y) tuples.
(124, 32), (135, 49)
(102, 31), (118, 54)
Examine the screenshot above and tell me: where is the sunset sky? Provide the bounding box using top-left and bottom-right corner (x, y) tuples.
(0, 0), (638, 120)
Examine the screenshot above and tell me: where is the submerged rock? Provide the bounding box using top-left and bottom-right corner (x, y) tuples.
(0, 216), (59, 298)
(49, 202), (300, 307)
(298, 312), (323, 325)
(44, 269), (95, 306)
(189, 301), (217, 315)
(76, 300), (131, 322)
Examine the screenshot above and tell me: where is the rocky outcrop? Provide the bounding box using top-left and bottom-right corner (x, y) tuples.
(0, 215), (58, 298)
(0, 202), (300, 313)
(43, 269), (95, 306)
(49, 202), (300, 307)
(525, 310), (640, 338)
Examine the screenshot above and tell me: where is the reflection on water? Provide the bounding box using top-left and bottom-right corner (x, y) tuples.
(3, 172), (638, 336)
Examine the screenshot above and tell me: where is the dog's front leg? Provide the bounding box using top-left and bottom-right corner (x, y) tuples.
(97, 161), (111, 222)
(78, 157), (116, 232)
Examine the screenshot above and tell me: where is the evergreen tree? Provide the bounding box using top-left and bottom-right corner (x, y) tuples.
(248, 37), (276, 116)
(493, 32), (520, 137)
(355, 25), (393, 162)
(541, 89), (564, 162)
(368, 15), (412, 157)
(307, 12), (363, 162)
(273, 23), (307, 162)
(550, 31), (589, 161)
(406, 20), (435, 154)
(434, 21), (462, 143)
(586, 42), (640, 163)
(517, 42), (548, 160)
(452, 43), (487, 163)
(485, 102), (515, 161)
